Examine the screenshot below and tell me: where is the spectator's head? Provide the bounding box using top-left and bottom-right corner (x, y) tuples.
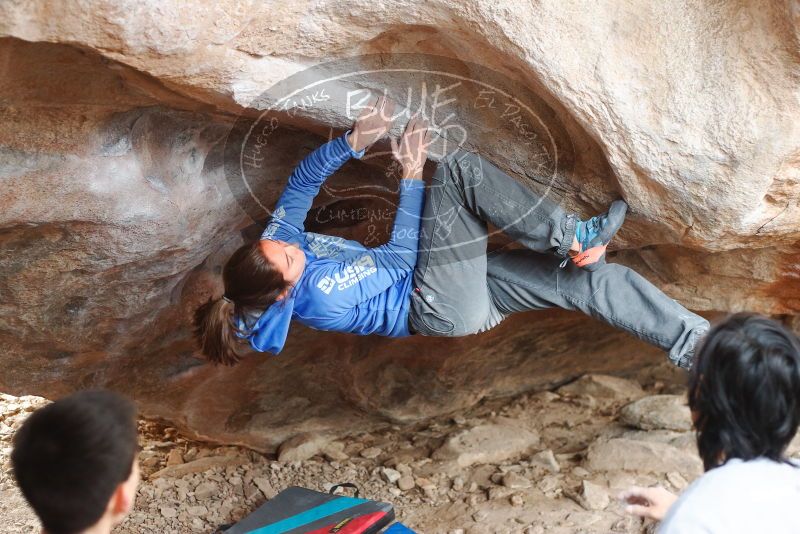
(11, 390), (139, 534)
(688, 313), (800, 471)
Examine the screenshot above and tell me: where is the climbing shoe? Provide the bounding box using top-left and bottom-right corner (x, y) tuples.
(569, 199), (628, 271)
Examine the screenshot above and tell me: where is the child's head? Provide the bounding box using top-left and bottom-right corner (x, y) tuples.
(688, 313), (800, 471)
(11, 390), (139, 534)
(193, 240), (295, 365)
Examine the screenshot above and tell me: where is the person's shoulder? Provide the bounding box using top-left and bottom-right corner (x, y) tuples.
(660, 458), (800, 533)
(683, 458), (800, 493)
(713, 457), (800, 479)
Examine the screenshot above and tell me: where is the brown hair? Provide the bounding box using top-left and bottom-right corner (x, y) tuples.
(193, 242), (290, 365)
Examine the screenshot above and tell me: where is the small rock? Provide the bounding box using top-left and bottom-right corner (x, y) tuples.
(558, 375), (645, 405)
(397, 475), (415, 491)
(572, 466), (591, 478)
(381, 467), (401, 484)
(466, 493), (482, 506)
(666, 471), (689, 491)
(395, 463), (412, 476)
(577, 480), (609, 511)
(472, 510), (488, 522)
(160, 506), (177, 519)
(531, 391), (560, 403)
(254, 477), (277, 499)
(619, 395), (692, 432)
(321, 441), (349, 461)
(502, 472), (531, 489)
(488, 486), (514, 500)
(510, 493), (524, 506)
(166, 449), (184, 466)
(141, 454), (161, 468)
(245, 482), (260, 500)
(452, 476), (465, 491)
(537, 475), (561, 497)
(530, 449), (560, 473)
(194, 481), (218, 500)
(184, 447), (199, 462)
(188, 505), (208, 517)
(360, 446), (382, 459)
(277, 433), (331, 463)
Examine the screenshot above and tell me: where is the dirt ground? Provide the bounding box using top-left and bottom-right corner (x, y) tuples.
(5, 361), (780, 534)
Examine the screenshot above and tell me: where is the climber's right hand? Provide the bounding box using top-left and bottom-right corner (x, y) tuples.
(348, 95), (396, 152)
(391, 114), (431, 180)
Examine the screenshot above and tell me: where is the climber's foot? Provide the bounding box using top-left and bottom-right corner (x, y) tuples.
(570, 200), (628, 271)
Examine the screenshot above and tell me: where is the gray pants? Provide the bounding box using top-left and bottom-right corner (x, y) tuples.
(407, 150), (709, 369)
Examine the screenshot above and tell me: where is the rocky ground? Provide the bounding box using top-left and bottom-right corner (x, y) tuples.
(3, 361), (797, 534)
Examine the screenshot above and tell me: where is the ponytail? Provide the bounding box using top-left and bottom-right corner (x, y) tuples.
(193, 297), (241, 365)
(193, 242), (291, 365)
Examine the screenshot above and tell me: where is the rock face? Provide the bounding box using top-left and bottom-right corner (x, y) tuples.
(0, 1), (798, 450)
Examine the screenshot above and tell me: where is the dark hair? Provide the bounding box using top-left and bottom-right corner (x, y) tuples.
(11, 390), (138, 534)
(688, 313), (800, 471)
(193, 241), (290, 365)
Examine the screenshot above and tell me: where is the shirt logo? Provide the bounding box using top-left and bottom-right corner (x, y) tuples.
(274, 206), (286, 220)
(317, 276), (335, 295)
(316, 254), (378, 294)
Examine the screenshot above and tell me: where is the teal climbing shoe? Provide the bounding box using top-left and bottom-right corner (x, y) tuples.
(570, 200), (628, 271)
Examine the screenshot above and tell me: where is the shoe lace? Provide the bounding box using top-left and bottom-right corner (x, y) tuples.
(585, 215), (604, 235)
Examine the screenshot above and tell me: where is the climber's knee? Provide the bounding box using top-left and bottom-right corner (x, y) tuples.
(437, 149), (484, 191)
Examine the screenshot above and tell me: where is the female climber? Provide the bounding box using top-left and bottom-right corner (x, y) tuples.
(194, 96), (709, 368)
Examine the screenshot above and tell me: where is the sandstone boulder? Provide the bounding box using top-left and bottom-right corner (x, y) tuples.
(0, 0), (797, 450)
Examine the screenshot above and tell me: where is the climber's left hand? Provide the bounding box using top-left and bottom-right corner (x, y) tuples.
(348, 95), (396, 152)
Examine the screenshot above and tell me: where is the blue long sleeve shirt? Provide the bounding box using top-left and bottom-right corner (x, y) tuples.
(238, 132), (426, 354)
